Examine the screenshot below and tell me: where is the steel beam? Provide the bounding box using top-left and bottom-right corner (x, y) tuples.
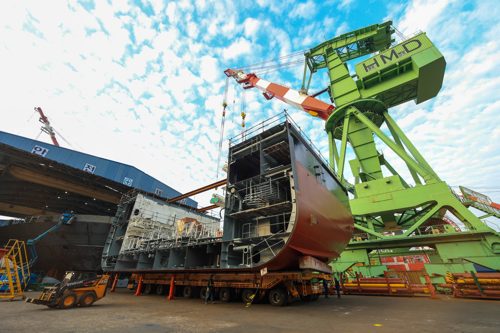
(197, 204), (218, 212)
(167, 179), (226, 203)
(8, 165), (121, 204)
(0, 201), (58, 216)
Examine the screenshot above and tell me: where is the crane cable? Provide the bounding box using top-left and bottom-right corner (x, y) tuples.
(240, 88), (246, 128)
(215, 77), (230, 180)
(237, 49), (306, 71)
(244, 58), (305, 76)
(235, 50), (306, 76)
(391, 25), (408, 42)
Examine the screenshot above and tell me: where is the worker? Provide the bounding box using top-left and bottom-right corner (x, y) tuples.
(334, 277), (341, 298)
(322, 279), (329, 298)
(205, 274), (215, 304)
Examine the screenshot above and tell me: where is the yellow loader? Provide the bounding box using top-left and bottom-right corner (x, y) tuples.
(26, 271), (109, 309)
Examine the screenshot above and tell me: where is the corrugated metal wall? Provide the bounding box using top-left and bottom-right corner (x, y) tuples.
(0, 131), (197, 207)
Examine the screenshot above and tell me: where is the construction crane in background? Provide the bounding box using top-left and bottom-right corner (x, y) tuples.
(33, 106), (73, 147)
(226, 20), (500, 283)
(34, 107), (60, 146)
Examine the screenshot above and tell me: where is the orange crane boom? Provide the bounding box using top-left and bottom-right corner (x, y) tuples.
(224, 69), (334, 120)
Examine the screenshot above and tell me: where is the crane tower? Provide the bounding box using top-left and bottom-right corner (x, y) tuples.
(227, 21), (499, 283)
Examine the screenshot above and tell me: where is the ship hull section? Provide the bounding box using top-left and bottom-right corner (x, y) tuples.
(101, 118), (353, 273)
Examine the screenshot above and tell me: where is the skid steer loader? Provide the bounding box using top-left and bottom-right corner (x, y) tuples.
(26, 271), (109, 309)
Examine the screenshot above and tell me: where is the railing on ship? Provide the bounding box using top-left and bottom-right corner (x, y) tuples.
(119, 204), (222, 254)
(228, 111), (332, 171)
(350, 223), (474, 243)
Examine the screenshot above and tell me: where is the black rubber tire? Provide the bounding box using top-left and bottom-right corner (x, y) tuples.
(155, 284), (165, 295)
(219, 288), (232, 302)
(199, 286), (208, 300)
(182, 286), (193, 298)
(310, 294), (319, 301)
(268, 288), (288, 307)
(79, 292), (97, 307)
(143, 284), (153, 295)
(58, 293), (77, 309)
(241, 289), (255, 304)
(300, 294), (313, 302)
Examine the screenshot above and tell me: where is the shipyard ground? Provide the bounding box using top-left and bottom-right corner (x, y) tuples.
(1, 290), (499, 333)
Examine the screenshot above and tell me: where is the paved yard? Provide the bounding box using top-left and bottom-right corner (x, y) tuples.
(1, 290), (499, 333)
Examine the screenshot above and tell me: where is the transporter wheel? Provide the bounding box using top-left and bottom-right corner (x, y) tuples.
(79, 292), (97, 307)
(182, 286), (193, 298)
(241, 289), (255, 304)
(58, 292), (77, 309)
(268, 288), (288, 307)
(300, 295), (313, 302)
(155, 284), (165, 295)
(143, 284), (153, 295)
(199, 287), (208, 300)
(219, 288), (232, 302)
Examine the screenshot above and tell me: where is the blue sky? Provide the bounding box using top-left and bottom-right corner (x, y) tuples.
(0, 0), (498, 227)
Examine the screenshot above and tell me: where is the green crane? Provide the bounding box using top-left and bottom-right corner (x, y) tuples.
(227, 21), (499, 283)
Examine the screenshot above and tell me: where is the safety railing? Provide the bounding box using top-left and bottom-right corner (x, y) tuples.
(228, 111), (331, 170)
(119, 205), (223, 255)
(350, 222), (473, 243)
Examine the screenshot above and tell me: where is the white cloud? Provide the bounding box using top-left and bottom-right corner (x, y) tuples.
(243, 17), (260, 37)
(290, 0), (317, 19)
(335, 21), (349, 36)
(397, 0), (452, 36)
(187, 21), (199, 39)
(223, 37), (252, 61)
(165, 2), (178, 24)
(199, 55), (220, 81)
(338, 0), (354, 10)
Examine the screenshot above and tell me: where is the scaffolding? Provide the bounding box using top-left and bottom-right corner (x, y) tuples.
(0, 239), (30, 301)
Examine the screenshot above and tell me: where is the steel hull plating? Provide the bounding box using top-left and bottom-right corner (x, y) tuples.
(263, 162), (353, 271)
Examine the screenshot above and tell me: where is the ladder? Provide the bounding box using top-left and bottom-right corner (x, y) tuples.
(0, 239), (30, 301)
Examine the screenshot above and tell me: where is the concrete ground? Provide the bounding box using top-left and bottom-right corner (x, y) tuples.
(1, 290), (499, 333)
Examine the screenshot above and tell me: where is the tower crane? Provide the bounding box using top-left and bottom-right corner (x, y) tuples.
(34, 107), (60, 146)
(226, 21), (500, 283)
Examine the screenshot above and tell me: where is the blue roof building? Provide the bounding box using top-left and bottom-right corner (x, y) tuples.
(0, 131), (197, 208)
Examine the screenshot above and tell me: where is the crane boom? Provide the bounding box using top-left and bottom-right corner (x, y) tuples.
(34, 107), (60, 146)
(224, 69), (334, 120)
